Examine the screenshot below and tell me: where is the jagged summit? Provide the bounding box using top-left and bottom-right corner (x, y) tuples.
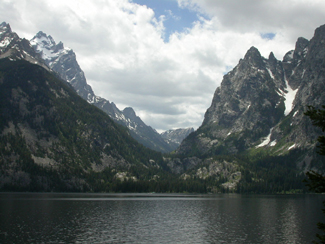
(314, 23), (325, 39)
(0, 22), (181, 153)
(244, 46), (261, 59)
(0, 21), (11, 32)
(161, 128), (194, 148)
(30, 31), (94, 101)
(242, 46), (264, 68)
(30, 31), (71, 62)
(123, 107), (137, 119)
(0, 22), (49, 70)
(32, 31), (56, 47)
(177, 24), (325, 171)
(30, 29), (176, 153)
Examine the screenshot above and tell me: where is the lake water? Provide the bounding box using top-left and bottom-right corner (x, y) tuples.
(0, 193), (324, 243)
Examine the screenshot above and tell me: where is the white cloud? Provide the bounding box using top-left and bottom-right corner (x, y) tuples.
(1, 0), (325, 131)
(177, 0), (325, 41)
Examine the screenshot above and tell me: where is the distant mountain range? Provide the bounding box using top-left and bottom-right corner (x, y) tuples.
(161, 127), (194, 148)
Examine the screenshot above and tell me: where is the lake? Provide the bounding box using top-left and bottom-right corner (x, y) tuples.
(0, 193), (324, 243)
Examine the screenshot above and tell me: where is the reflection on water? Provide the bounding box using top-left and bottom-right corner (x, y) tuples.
(0, 193), (324, 243)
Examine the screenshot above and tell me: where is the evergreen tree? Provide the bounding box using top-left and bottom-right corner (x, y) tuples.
(305, 105), (325, 243)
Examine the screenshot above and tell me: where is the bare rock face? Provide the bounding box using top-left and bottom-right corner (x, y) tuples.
(30, 31), (94, 102)
(0, 22), (48, 70)
(177, 24), (325, 168)
(165, 156), (202, 174)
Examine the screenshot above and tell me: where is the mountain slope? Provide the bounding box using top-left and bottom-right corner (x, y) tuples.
(0, 57), (168, 191)
(176, 24), (325, 173)
(30, 31), (174, 153)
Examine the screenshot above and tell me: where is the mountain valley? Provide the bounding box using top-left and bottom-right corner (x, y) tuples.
(30, 30), (182, 153)
(1, 21), (325, 193)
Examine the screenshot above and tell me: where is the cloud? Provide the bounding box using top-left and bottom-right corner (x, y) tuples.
(2, 0), (325, 131)
(177, 0), (325, 41)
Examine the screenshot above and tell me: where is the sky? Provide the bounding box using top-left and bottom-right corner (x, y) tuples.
(1, 0), (325, 132)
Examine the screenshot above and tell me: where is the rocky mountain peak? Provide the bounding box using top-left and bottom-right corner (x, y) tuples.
(314, 23), (325, 40)
(161, 128), (194, 146)
(293, 37), (309, 60)
(295, 37), (309, 53)
(0, 22), (49, 70)
(306, 24), (325, 62)
(0, 22), (11, 33)
(268, 51), (276, 61)
(0, 21), (18, 50)
(30, 32), (71, 62)
(123, 107), (137, 119)
(243, 46), (264, 68)
(244, 46), (260, 58)
(33, 31), (55, 46)
(177, 24), (325, 166)
(29, 28), (176, 153)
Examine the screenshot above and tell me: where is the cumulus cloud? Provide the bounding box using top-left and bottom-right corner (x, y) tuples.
(1, 0), (325, 131)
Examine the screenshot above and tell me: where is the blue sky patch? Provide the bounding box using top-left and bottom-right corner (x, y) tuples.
(132, 0), (201, 41)
(260, 33), (276, 40)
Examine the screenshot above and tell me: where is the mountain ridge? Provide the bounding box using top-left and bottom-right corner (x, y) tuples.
(29, 29), (176, 153)
(1, 21), (325, 193)
(0, 57), (168, 191)
(176, 24), (325, 173)
(161, 127), (194, 149)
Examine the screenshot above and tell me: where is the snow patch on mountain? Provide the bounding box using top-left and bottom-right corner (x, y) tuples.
(283, 78), (298, 116)
(256, 127), (276, 148)
(266, 68), (274, 79)
(0, 36), (13, 48)
(30, 32), (71, 62)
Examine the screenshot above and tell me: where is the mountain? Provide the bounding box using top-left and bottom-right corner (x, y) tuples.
(176, 24), (325, 173)
(1, 21), (324, 193)
(0, 55), (173, 191)
(30, 31), (174, 153)
(161, 127), (194, 150)
(162, 24), (325, 193)
(0, 23), (172, 191)
(0, 23), (210, 193)
(0, 22), (48, 70)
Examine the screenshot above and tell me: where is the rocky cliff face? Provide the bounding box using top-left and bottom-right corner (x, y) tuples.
(30, 31), (95, 102)
(0, 22), (48, 70)
(177, 24), (325, 171)
(29, 31), (174, 153)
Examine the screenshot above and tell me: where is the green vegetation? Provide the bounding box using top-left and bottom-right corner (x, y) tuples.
(0, 58), (316, 196)
(236, 150), (307, 194)
(304, 105), (325, 244)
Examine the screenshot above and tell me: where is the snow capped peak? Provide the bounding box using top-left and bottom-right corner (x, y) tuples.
(0, 22), (17, 50)
(30, 31), (70, 61)
(31, 31), (56, 49)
